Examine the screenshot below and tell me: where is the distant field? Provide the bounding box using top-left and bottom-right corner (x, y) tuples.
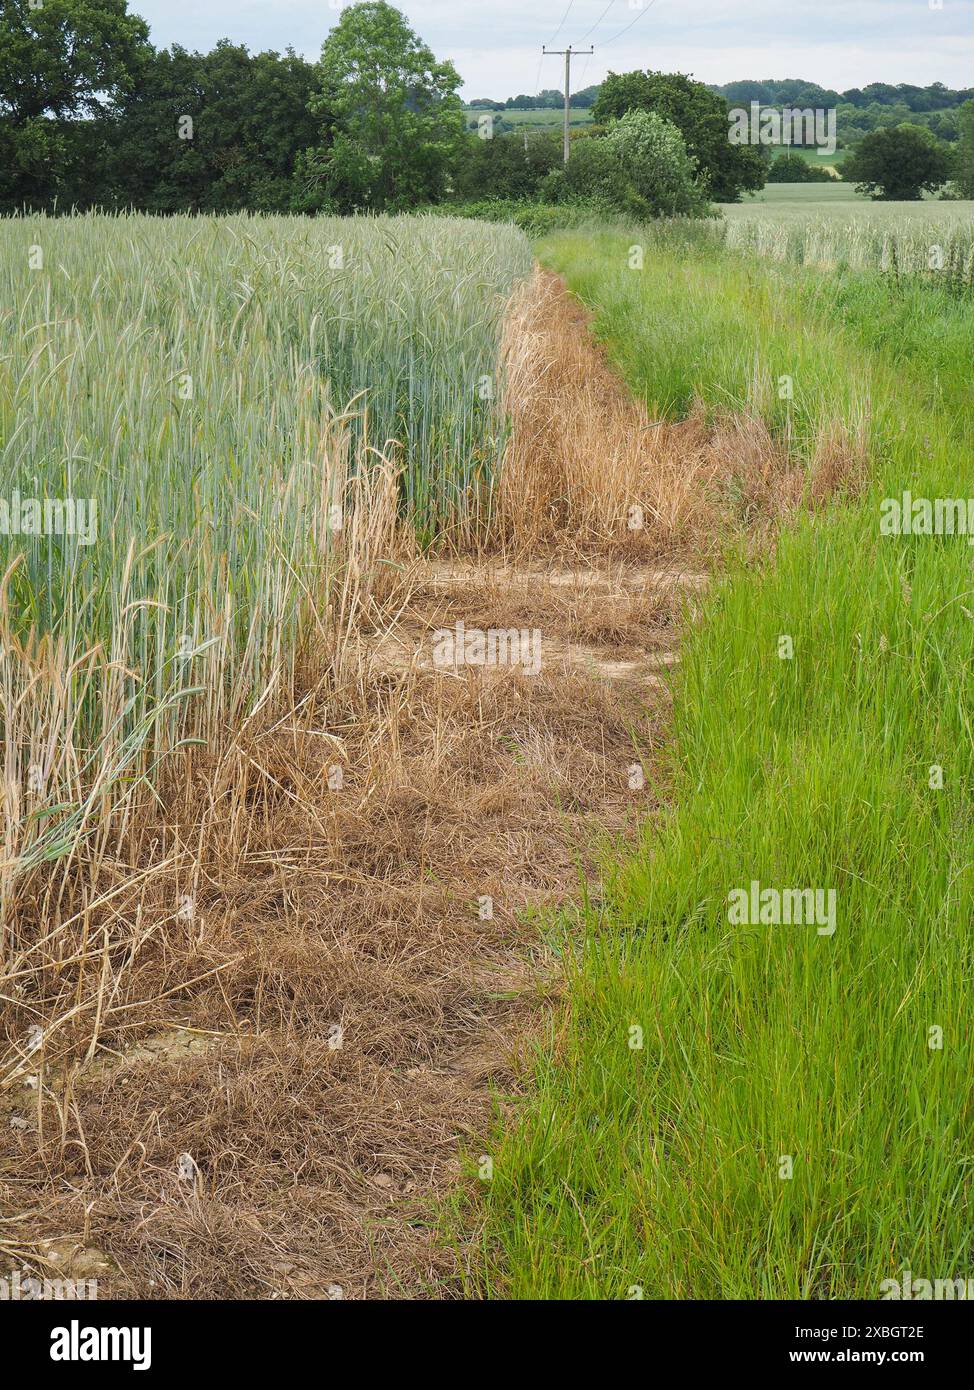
(714, 185), (974, 285)
(723, 182), (974, 222)
(722, 183), (972, 218)
(731, 182), (868, 209)
(787, 145), (849, 169)
(463, 105), (593, 131)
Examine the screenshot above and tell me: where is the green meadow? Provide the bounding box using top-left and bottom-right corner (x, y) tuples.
(477, 224), (974, 1299)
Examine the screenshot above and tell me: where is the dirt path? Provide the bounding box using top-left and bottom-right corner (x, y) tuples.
(3, 555), (698, 1298)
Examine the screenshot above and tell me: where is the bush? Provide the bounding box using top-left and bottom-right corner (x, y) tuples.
(421, 199), (608, 235)
(533, 113), (708, 218)
(766, 152), (838, 183)
(450, 131), (561, 201)
(604, 109), (711, 216)
(592, 70), (767, 201)
(540, 137), (627, 213)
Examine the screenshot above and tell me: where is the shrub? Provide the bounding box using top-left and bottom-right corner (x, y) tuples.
(766, 152), (838, 183)
(604, 109), (711, 217)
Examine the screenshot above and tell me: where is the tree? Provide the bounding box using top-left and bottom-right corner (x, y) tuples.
(603, 110), (709, 216)
(109, 42), (319, 212)
(302, 1), (464, 212)
(104, 45), (209, 211)
(844, 125), (951, 200)
(592, 70), (766, 201)
(0, 0), (150, 209)
(541, 114), (708, 219)
(955, 100), (974, 198)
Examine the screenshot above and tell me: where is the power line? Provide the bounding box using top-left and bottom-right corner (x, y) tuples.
(533, 49), (545, 98)
(547, 1), (579, 47)
(579, 0), (619, 44)
(576, 0), (619, 88)
(535, 2), (578, 98)
(600, 0), (660, 47)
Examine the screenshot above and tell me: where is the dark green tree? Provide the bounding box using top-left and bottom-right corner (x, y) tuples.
(592, 70), (766, 200)
(0, 0), (150, 209)
(108, 42), (318, 212)
(451, 130), (561, 201)
(844, 125), (951, 199)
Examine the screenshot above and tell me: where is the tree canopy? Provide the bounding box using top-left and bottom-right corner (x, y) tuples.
(593, 71), (766, 202)
(844, 125), (951, 200)
(0, 0), (150, 208)
(301, 1), (464, 213)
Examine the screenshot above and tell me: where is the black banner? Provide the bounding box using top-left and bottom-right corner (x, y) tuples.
(4, 1299), (969, 1374)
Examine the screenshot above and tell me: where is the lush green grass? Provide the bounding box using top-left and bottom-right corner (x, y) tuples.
(477, 227), (974, 1299)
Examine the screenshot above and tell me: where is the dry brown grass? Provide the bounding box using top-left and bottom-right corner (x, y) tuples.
(1, 560), (675, 1299)
(495, 268), (865, 558)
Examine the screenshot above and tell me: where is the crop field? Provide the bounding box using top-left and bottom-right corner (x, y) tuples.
(0, 213), (567, 1298)
(0, 211), (530, 881)
(713, 188), (974, 284)
(463, 105), (595, 130)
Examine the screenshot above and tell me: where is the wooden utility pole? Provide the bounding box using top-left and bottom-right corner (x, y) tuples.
(542, 45), (593, 165)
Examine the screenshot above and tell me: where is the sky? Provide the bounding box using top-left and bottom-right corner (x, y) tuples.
(128, 0), (974, 99)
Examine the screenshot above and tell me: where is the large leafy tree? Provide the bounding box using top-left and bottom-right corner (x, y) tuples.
(844, 125), (951, 199)
(301, 1), (464, 212)
(0, 0), (150, 208)
(592, 70), (766, 201)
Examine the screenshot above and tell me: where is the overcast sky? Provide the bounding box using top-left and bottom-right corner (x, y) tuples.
(129, 0), (974, 98)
